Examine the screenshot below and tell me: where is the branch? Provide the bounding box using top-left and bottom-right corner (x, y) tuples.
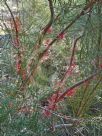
(53, 35), (82, 93)
(56, 70), (100, 102)
(38, 0), (96, 60)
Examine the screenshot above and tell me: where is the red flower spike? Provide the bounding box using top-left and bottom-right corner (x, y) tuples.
(42, 104), (57, 117)
(16, 56), (21, 73)
(58, 33), (65, 40)
(42, 92), (60, 117)
(16, 62), (21, 73)
(66, 89), (76, 97)
(46, 26), (53, 34)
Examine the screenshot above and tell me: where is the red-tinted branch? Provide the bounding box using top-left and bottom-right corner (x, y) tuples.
(60, 36), (82, 84)
(56, 70), (99, 102)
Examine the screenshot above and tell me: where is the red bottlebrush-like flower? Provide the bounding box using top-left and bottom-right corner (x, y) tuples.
(16, 62), (21, 73)
(46, 26), (53, 34)
(58, 33), (65, 40)
(42, 104), (57, 117)
(42, 92), (59, 117)
(66, 89), (76, 97)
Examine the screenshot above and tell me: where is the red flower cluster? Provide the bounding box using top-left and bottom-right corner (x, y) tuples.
(16, 61), (21, 73)
(42, 92), (60, 117)
(58, 33), (65, 40)
(66, 89), (76, 97)
(46, 26), (53, 34)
